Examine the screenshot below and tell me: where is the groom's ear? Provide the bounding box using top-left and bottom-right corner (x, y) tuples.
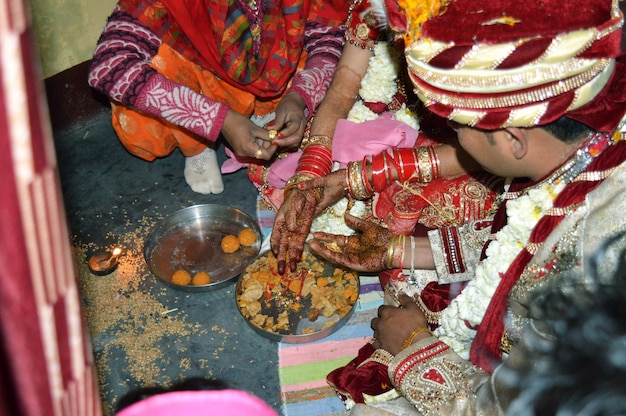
(503, 127), (528, 160)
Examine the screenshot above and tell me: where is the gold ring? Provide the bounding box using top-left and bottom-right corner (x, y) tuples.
(254, 149), (263, 159)
(268, 130), (278, 140)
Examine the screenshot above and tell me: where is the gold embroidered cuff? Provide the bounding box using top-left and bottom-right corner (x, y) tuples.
(358, 348), (395, 368)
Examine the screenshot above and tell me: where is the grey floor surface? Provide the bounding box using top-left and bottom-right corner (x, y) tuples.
(53, 108), (283, 415)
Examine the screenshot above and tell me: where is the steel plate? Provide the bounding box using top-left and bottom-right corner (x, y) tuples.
(235, 247), (359, 343)
(144, 204), (262, 291)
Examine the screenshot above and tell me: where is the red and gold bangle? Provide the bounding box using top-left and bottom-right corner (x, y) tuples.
(370, 152), (390, 192)
(345, 167), (355, 198)
(428, 146), (441, 179)
(361, 156), (375, 194)
(383, 152), (394, 187)
(392, 148), (419, 183)
(346, 161), (373, 200)
(296, 143), (333, 178)
(298, 146), (332, 166)
(298, 155), (332, 176)
(392, 148), (406, 180)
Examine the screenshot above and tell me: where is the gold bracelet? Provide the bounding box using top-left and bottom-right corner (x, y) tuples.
(416, 147), (434, 182)
(385, 236), (397, 269)
(284, 174), (315, 198)
(386, 234), (405, 269)
(401, 327), (432, 350)
(301, 134), (332, 149)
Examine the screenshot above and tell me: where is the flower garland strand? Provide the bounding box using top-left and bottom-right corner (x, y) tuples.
(434, 133), (612, 358)
(347, 42), (420, 130)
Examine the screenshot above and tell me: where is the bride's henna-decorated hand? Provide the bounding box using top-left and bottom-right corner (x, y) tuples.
(271, 172), (349, 274)
(271, 188), (322, 274)
(298, 169), (347, 209)
(308, 213), (394, 272)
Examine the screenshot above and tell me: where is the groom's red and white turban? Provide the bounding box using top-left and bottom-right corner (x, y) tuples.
(385, 0), (626, 133)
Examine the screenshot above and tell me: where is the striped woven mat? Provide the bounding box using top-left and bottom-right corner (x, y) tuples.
(255, 198), (384, 416)
(278, 275), (383, 415)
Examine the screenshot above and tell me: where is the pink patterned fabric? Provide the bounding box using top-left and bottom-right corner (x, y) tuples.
(135, 71), (228, 142)
(88, 1), (347, 146)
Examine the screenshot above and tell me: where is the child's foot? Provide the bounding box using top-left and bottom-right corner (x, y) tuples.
(184, 147), (224, 194)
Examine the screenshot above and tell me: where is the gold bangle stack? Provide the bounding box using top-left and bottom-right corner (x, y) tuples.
(401, 327), (432, 350)
(301, 134), (333, 150)
(346, 161), (373, 200)
(385, 234), (405, 269)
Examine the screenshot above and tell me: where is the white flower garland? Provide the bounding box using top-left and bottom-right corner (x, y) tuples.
(311, 42), (420, 235)
(433, 181), (565, 358)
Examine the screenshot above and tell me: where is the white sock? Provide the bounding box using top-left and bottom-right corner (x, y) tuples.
(184, 147), (224, 194)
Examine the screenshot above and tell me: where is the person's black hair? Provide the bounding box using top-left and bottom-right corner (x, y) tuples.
(505, 232), (626, 415)
(540, 116), (594, 143)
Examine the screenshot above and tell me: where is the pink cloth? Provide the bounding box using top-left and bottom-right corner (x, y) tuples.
(221, 112), (420, 188)
(116, 390), (278, 416)
(332, 112), (418, 167)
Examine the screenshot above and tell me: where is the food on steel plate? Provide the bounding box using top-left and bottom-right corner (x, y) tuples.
(171, 269), (192, 286)
(238, 227), (257, 247)
(192, 271), (212, 286)
(221, 234), (241, 253)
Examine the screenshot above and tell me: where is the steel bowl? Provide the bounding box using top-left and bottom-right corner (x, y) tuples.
(144, 204), (262, 291)
(235, 247), (360, 343)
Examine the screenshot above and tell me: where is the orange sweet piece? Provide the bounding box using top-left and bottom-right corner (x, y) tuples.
(192, 271), (212, 286)
(317, 277), (329, 287)
(171, 269), (192, 286)
(288, 279), (302, 294)
(238, 228), (257, 246)
(221, 234), (240, 253)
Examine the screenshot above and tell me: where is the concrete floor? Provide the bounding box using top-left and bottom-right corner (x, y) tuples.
(53, 108), (282, 415)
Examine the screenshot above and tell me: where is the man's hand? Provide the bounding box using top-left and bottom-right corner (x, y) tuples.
(371, 293), (429, 355)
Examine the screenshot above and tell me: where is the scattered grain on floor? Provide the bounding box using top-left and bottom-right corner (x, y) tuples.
(74, 216), (201, 410)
